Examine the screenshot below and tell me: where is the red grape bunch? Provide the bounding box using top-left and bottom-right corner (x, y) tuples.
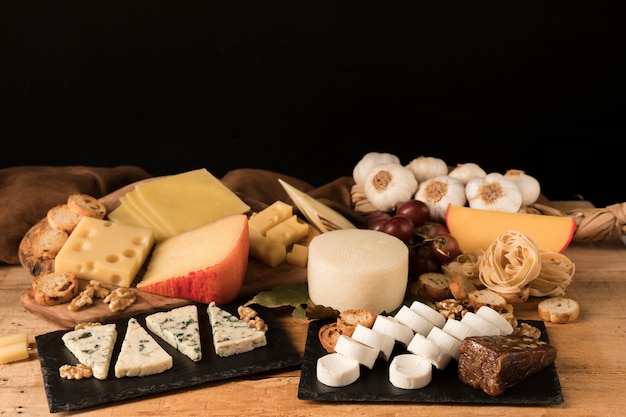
(364, 199), (461, 280)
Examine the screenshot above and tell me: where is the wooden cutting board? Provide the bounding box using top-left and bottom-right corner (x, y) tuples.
(20, 178), (311, 328)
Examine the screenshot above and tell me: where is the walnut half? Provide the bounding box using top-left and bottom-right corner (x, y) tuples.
(103, 287), (136, 312)
(59, 363), (93, 380)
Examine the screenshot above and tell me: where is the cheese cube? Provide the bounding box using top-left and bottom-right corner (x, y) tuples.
(286, 243), (308, 268)
(265, 215), (309, 246)
(248, 227), (286, 268)
(55, 217), (154, 287)
(248, 201), (292, 234)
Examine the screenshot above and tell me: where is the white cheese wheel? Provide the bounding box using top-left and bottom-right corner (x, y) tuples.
(407, 332), (451, 370)
(334, 335), (380, 370)
(409, 300), (446, 329)
(475, 306), (514, 335)
(316, 353), (360, 387)
(307, 229), (408, 314)
(371, 315), (414, 346)
(394, 305), (434, 336)
(351, 324), (395, 362)
(388, 353), (433, 389)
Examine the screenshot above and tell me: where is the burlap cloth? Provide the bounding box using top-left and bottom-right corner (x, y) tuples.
(1, 165), (622, 266)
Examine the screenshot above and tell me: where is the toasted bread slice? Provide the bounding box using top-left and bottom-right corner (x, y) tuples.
(416, 272), (452, 302)
(467, 289), (508, 312)
(32, 271), (79, 306)
(538, 297), (580, 324)
(336, 309), (378, 337)
(318, 322), (342, 353)
(47, 204), (82, 233)
(67, 193), (106, 219)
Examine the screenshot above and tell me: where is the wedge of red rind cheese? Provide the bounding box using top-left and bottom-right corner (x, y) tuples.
(446, 205), (576, 253)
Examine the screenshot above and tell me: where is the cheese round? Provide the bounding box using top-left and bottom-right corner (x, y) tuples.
(388, 353), (433, 389)
(307, 229), (408, 314)
(351, 323), (395, 362)
(334, 335), (380, 370)
(316, 353), (360, 387)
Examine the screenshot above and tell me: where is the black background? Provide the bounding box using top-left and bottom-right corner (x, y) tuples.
(2, 0), (625, 207)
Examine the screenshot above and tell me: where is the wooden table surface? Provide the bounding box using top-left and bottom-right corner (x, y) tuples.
(2, 211), (626, 416)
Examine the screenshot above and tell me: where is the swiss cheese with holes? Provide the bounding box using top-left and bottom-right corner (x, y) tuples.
(54, 217), (154, 287)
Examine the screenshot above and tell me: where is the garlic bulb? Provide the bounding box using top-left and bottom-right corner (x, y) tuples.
(352, 152), (401, 185)
(465, 172), (523, 212)
(414, 175), (466, 222)
(448, 162), (487, 185)
(406, 156), (448, 183)
(363, 163), (418, 212)
(504, 169), (541, 207)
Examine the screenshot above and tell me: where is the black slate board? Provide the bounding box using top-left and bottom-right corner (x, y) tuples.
(36, 303), (302, 413)
(298, 319), (563, 405)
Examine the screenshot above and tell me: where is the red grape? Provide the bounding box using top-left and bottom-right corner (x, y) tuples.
(366, 211), (392, 231)
(381, 215), (415, 244)
(409, 245), (441, 279)
(428, 233), (461, 263)
(395, 199), (430, 228)
(416, 221), (449, 239)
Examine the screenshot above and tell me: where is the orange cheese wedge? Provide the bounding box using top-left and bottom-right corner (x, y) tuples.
(446, 205), (576, 253)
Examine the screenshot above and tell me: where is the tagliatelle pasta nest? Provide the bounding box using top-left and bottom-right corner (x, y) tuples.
(478, 230), (542, 294)
(530, 251), (576, 297)
(441, 250), (484, 284)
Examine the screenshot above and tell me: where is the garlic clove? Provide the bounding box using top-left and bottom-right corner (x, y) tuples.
(406, 156), (448, 183)
(465, 173), (523, 213)
(414, 175), (466, 223)
(352, 152), (401, 186)
(504, 169), (541, 207)
(448, 162), (487, 185)
(363, 163), (418, 212)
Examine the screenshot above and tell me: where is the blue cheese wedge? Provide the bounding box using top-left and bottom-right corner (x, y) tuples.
(145, 305), (202, 362)
(207, 302), (267, 357)
(114, 318), (173, 378)
(61, 323), (117, 380)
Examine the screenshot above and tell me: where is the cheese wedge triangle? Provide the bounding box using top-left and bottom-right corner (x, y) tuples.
(61, 323), (117, 380)
(114, 318), (173, 378)
(145, 305), (202, 362)
(207, 302), (267, 357)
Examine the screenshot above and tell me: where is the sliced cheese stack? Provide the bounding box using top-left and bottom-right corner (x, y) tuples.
(108, 168), (251, 241)
(307, 229), (408, 314)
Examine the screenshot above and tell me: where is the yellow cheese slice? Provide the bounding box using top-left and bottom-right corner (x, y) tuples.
(119, 192), (173, 240)
(446, 205), (576, 253)
(133, 169), (250, 238)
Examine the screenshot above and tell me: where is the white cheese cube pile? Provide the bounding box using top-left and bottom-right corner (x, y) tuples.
(316, 304), (514, 389)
